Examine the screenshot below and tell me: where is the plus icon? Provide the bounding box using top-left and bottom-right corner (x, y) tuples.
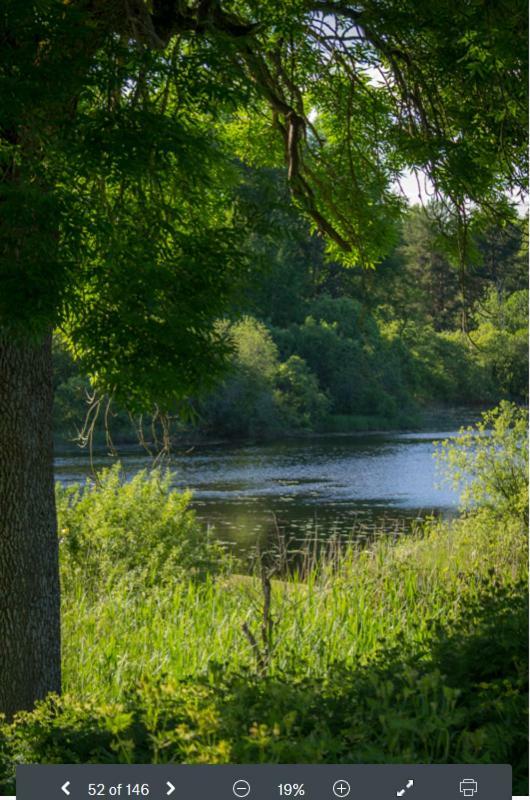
(332, 780), (351, 798)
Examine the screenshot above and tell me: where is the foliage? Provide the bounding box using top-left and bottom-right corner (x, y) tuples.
(51, 202), (528, 442)
(437, 402), (529, 524)
(394, 206), (462, 330)
(471, 290), (529, 401)
(197, 317), (283, 437)
(274, 296), (412, 419)
(58, 66), (246, 411)
(57, 465), (230, 590)
(275, 356), (330, 429)
(0, 506), (527, 792)
(198, 317), (328, 436)
(1, 6), (251, 409)
(392, 323), (489, 405)
(226, 0), (527, 265)
(2, 0), (527, 406)
(53, 375), (90, 436)
(234, 168), (325, 327)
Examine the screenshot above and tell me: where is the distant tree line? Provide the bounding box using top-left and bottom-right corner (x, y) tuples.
(54, 171), (528, 441)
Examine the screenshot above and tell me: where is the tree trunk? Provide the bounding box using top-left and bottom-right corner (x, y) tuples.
(0, 331), (60, 717)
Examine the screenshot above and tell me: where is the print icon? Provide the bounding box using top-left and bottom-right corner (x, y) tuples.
(332, 779), (351, 797)
(460, 779), (478, 797)
(396, 779), (414, 796)
(233, 779), (251, 798)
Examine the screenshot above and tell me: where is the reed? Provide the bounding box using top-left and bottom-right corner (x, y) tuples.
(61, 509), (527, 701)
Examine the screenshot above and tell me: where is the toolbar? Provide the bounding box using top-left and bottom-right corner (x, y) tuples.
(16, 764), (511, 800)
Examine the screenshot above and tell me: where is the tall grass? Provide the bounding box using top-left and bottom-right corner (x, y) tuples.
(61, 508), (526, 701)
(2, 503), (524, 792)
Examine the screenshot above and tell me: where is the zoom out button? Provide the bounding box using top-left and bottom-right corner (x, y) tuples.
(233, 779), (251, 798)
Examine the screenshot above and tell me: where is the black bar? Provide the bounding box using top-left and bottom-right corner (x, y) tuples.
(16, 763), (512, 800)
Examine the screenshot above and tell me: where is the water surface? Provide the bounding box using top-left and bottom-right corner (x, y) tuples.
(55, 428), (464, 555)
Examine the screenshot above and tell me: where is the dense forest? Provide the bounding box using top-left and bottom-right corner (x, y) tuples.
(54, 176), (528, 442)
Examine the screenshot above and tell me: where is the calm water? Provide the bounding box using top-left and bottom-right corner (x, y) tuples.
(54, 428), (465, 555)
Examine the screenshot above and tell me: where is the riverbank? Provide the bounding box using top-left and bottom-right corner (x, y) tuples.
(60, 508), (527, 691)
(2, 406), (526, 793)
(53, 425), (464, 552)
(0, 505), (527, 793)
(53, 405), (489, 450)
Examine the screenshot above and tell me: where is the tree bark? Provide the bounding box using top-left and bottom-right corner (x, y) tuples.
(0, 331), (60, 717)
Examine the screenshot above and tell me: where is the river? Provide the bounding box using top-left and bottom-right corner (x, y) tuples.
(54, 425), (468, 558)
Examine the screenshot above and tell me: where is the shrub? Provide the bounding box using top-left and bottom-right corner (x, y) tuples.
(274, 298), (412, 419)
(396, 323), (490, 405)
(199, 317), (332, 435)
(437, 402), (529, 524)
(57, 465), (230, 590)
(275, 355), (330, 429)
(199, 316), (284, 437)
(473, 325), (528, 403)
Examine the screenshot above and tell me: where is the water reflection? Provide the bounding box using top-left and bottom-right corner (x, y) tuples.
(55, 429), (463, 554)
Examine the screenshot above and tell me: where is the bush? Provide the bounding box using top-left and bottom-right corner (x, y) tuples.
(274, 297), (412, 419)
(199, 317), (330, 436)
(275, 355), (330, 429)
(394, 322), (490, 405)
(437, 402), (529, 524)
(198, 317), (284, 437)
(57, 465), (230, 590)
(472, 297), (529, 402)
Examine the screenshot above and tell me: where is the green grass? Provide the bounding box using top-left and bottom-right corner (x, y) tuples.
(61, 512), (526, 699)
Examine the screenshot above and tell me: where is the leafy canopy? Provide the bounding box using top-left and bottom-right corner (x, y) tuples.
(0, 0), (527, 411)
